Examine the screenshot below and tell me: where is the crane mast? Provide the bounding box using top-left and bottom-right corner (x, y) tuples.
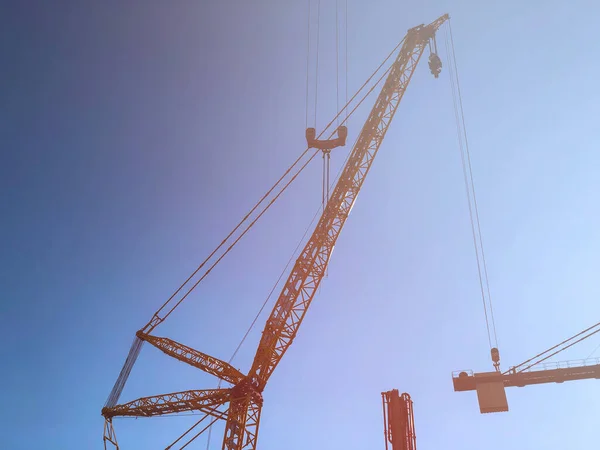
(102, 14), (449, 450)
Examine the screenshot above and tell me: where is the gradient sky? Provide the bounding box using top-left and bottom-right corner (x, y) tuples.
(2, 1), (600, 449)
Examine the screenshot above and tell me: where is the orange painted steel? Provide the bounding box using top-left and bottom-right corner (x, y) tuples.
(102, 14), (449, 449)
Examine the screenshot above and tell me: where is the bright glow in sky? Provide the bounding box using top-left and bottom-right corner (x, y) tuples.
(2, 1), (600, 449)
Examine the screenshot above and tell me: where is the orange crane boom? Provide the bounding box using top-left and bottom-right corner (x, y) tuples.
(102, 14), (449, 449)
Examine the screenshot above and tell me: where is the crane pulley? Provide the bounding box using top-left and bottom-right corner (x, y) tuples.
(428, 37), (442, 78)
(305, 125), (348, 150)
(306, 124), (348, 211)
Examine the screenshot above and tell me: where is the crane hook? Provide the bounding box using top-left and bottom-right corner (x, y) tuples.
(427, 35), (442, 78)
(428, 53), (442, 78)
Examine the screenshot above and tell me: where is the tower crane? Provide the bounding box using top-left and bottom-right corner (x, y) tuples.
(101, 13), (449, 449)
(453, 322), (600, 413)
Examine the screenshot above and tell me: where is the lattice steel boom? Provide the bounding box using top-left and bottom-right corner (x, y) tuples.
(101, 14), (449, 449)
(248, 14), (449, 392)
(137, 331), (244, 385)
(103, 389), (231, 419)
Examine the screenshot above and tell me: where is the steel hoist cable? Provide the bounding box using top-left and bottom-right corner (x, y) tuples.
(107, 20), (401, 411)
(152, 33), (397, 333)
(445, 21), (499, 354)
(506, 321), (600, 374)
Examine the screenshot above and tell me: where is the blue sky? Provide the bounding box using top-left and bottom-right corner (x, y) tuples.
(2, 1), (600, 449)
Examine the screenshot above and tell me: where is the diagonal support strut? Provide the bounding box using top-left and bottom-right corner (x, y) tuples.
(102, 388), (231, 419)
(137, 331), (244, 385)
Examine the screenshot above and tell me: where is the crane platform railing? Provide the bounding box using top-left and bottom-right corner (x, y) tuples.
(509, 357), (600, 373)
(452, 357), (600, 413)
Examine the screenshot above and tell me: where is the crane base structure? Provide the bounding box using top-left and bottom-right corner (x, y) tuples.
(453, 358), (600, 413)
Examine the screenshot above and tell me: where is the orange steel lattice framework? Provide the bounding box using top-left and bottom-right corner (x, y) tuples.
(102, 14), (449, 450)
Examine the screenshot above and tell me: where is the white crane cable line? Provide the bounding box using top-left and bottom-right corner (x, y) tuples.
(445, 21), (499, 351)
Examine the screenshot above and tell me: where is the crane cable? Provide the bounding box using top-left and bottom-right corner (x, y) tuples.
(505, 320), (600, 374)
(305, 0), (311, 128)
(106, 30), (401, 411)
(445, 23), (598, 374)
(345, 0), (348, 122)
(166, 414), (220, 450)
(203, 215), (318, 450)
(306, 0), (329, 213)
(444, 21), (499, 352)
(144, 150), (319, 331)
(153, 25), (389, 334)
(314, 0), (321, 128)
(587, 340), (600, 359)
(306, 0), (348, 213)
(105, 148), (318, 409)
(230, 123), (360, 365)
(336, 0), (339, 127)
